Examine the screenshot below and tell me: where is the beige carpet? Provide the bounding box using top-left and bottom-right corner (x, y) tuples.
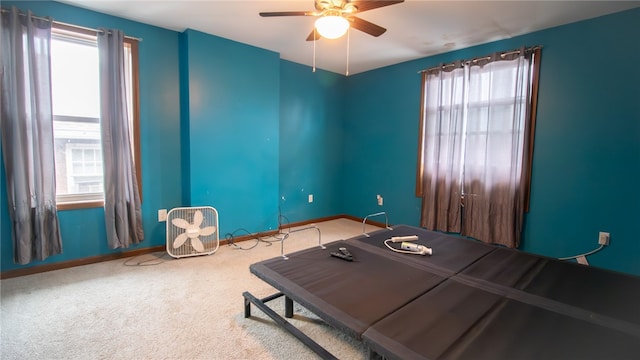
(1, 218), (381, 359)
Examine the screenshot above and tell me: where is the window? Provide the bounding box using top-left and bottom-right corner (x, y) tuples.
(416, 49), (540, 206)
(416, 48), (541, 247)
(50, 24), (140, 209)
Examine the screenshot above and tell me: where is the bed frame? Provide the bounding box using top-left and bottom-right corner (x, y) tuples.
(243, 225), (640, 359)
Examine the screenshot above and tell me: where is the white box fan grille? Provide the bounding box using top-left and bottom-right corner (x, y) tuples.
(166, 206), (219, 258)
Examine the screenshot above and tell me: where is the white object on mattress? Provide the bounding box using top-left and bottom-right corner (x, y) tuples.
(384, 237), (432, 256)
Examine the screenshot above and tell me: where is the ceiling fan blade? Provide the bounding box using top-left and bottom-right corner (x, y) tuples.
(350, 16), (387, 37)
(349, 0), (404, 13)
(306, 29), (321, 41)
(259, 11), (314, 17)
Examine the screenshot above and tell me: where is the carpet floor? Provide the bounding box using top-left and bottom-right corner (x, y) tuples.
(1, 218), (381, 359)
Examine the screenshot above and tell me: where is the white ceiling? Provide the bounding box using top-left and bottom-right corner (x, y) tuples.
(57, 0), (640, 75)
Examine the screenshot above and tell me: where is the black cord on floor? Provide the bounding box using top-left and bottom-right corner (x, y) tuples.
(123, 251), (171, 266)
(226, 206), (292, 250)
(224, 228), (269, 250)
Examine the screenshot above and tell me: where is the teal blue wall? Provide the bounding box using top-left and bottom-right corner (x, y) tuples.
(1, 1), (183, 271)
(279, 61), (346, 224)
(341, 65), (423, 224)
(181, 29), (281, 235)
(341, 8), (640, 275)
(521, 8), (640, 275)
(178, 31), (192, 206)
(1, 2), (638, 277)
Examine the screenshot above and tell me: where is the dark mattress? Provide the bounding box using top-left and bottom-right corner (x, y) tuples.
(249, 225), (640, 359)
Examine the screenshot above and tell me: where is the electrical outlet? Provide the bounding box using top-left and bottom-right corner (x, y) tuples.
(158, 209), (167, 222)
(308, 194), (313, 203)
(377, 194), (383, 206)
(598, 231), (610, 246)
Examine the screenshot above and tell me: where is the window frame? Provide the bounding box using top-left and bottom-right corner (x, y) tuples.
(51, 23), (141, 210)
(415, 48), (541, 211)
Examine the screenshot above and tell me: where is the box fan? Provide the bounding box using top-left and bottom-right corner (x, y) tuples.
(166, 206), (219, 258)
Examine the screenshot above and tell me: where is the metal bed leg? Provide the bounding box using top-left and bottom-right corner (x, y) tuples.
(242, 291), (339, 360)
(368, 347), (384, 359)
(285, 296), (294, 318)
(245, 292), (286, 318)
(244, 295), (251, 318)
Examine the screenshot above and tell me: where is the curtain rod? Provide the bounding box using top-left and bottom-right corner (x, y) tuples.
(1, 8), (143, 42)
(418, 45), (541, 74)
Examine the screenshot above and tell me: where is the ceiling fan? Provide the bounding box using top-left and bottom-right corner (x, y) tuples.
(259, 0), (404, 41)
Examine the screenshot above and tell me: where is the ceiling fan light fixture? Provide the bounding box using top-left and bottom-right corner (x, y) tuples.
(315, 15), (349, 39)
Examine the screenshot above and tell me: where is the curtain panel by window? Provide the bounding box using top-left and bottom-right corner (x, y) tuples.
(0, 7), (63, 264)
(419, 61), (465, 234)
(418, 48), (539, 248)
(97, 28), (144, 249)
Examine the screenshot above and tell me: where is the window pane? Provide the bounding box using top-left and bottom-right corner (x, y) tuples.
(51, 32), (103, 198)
(51, 38), (100, 118)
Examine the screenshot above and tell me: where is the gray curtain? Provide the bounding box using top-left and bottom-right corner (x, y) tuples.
(461, 50), (533, 248)
(419, 63), (465, 233)
(97, 28), (144, 249)
(419, 49), (534, 248)
(0, 7), (63, 264)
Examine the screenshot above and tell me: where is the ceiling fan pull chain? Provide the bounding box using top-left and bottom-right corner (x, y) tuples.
(346, 27), (350, 76)
(313, 27), (317, 72)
